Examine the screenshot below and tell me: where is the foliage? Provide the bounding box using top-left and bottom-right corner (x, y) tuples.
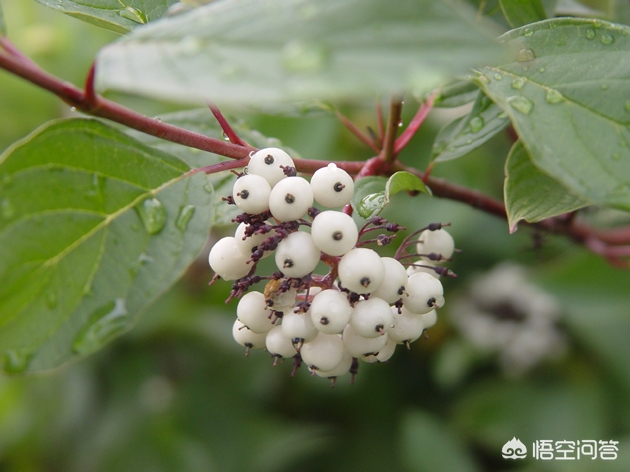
(1, 0), (630, 471)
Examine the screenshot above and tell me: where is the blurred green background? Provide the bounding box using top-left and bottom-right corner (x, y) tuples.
(1, 2), (630, 471)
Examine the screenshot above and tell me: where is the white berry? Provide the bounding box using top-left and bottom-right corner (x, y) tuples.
(232, 319), (267, 351)
(310, 163), (355, 208)
(362, 338), (397, 363)
(265, 325), (297, 359)
(342, 324), (388, 358)
(403, 272), (445, 314)
(247, 147), (294, 187)
(311, 210), (358, 256)
(232, 174), (271, 214)
(208, 236), (251, 280)
(338, 248), (384, 294)
(420, 309), (438, 329)
(300, 333), (345, 371)
(309, 289), (353, 334)
(350, 297), (394, 338)
(268, 176), (313, 222)
(371, 257), (408, 303)
(234, 222), (274, 259)
(314, 348), (353, 380)
(236, 291), (274, 334)
(281, 311), (318, 345)
(416, 228), (455, 261)
(274, 231), (320, 278)
(388, 306), (425, 344)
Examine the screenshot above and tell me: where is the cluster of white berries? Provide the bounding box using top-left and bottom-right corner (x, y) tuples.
(208, 148), (456, 385)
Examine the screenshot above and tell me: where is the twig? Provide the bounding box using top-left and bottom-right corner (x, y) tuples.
(208, 102), (252, 148)
(394, 91), (437, 154)
(335, 110), (381, 153)
(380, 96), (404, 165)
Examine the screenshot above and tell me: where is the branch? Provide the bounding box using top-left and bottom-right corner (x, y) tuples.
(394, 91), (436, 154)
(335, 110), (381, 153)
(0, 42), (250, 160)
(380, 96), (404, 165)
(208, 102), (252, 149)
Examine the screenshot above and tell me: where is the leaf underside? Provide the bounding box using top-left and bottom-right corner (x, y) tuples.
(0, 119), (213, 372)
(476, 18), (630, 212)
(95, 0), (502, 105)
(36, 0), (179, 34)
(504, 141), (589, 232)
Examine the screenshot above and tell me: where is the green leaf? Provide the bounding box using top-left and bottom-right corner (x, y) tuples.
(431, 91), (510, 162)
(504, 141), (589, 232)
(0, 119), (213, 372)
(125, 108), (299, 225)
(0, 2), (6, 36)
(36, 0), (179, 34)
(401, 410), (479, 472)
(433, 80), (480, 108)
(475, 18), (630, 211)
(351, 172), (430, 218)
(499, 0), (547, 28)
(95, 0), (503, 105)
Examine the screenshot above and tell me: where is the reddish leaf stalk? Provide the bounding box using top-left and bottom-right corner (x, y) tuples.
(208, 102), (252, 149)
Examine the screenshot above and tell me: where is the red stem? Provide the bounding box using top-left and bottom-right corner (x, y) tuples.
(394, 91), (436, 154)
(336, 110), (381, 153)
(208, 102), (252, 148)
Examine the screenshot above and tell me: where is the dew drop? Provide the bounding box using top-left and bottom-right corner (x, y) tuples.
(282, 40), (329, 73)
(586, 28), (596, 40)
(129, 252), (154, 276)
(118, 6), (146, 24)
(135, 198), (167, 235)
(511, 77), (526, 90)
(176, 205), (196, 231)
(72, 299), (129, 355)
(46, 291), (58, 309)
(1, 198), (14, 219)
(498, 111), (509, 119)
(600, 34), (614, 45)
(70, 107), (77, 112)
(516, 48), (535, 62)
(538, 67), (545, 73)
(545, 89), (563, 104)
(523, 28), (534, 37)
(508, 96), (534, 115)
(3, 349), (33, 374)
(493, 73), (503, 80)
(469, 116), (485, 133)
(203, 184), (214, 194)
(85, 174), (105, 202)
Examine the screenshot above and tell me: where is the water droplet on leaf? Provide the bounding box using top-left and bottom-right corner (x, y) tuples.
(612, 153), (621, 161)
(118, 6), (146, 24)
(523, 28), (534, 37)
(601, 84), (609, 91)
(282, 40), (329, 73)
(516, 48), (535, 62)
(545, 89), (563, 104)
(508, 96), (534, 115)
(624, 100), (630, 112)
(129, 253), (154, 276)
(469, 116), (484, 133)
(511, 77), (526, 90)
(493, 73), (503, 80)
(586, 29), (596, 40)
(600, 34), (614, 45)
(136, 198), (166, 234)
(176, 205), (196, 231)
(203, 184), (214, 194)
(538, 67), (545, 73)
(3, 349), (33, 374)
(72, 299), (129, 355)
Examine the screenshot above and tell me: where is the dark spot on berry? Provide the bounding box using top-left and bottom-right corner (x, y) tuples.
(238, 189), (249, 199)
(320, 317), (329, 325)
(375, 324), (384, 333)
(332, 231), (343, 240)
(333, 182), (345, 192)
(264, 154), (274, 165)
(427, 297), (436, 307)
(266, 298), (274, 307)
(251, 245), (258, 253)
(360, 277), (371, 287)
(244, 342), (253, 348)
(285, 194), (295, 204)
(397, 286), (405, 295)
(283, 258), (294, 268)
